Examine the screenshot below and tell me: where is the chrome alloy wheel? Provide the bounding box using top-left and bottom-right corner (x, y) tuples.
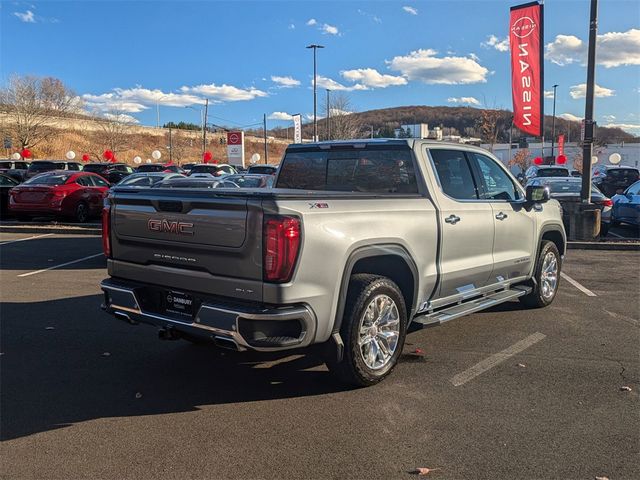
(358, 294), (400, 370)
(540, 251), (559, 300)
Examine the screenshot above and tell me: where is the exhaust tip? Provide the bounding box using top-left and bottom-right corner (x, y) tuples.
(213, 336), (239, 351)
(114, 311), (138, 325)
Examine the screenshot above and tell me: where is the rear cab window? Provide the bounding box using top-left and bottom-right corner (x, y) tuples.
(276, 145), (419, 194)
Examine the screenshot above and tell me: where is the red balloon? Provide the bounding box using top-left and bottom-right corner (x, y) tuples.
(103, 150), (114, 161)
(557, 154), (567, 165)
(212, 158), (218, 164)
(534, 156), (543, 165)
(21, 148), (32, 159)
(82, 154), (90, 162)
(203, 151), (213, 163)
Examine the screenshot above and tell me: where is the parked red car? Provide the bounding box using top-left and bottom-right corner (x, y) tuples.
(9, 171), (110, 222)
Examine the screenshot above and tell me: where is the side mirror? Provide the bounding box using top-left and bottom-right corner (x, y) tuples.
(526, 185), (550, 203)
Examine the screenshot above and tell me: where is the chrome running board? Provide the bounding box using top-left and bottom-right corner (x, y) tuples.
(413, 286), (531, 327)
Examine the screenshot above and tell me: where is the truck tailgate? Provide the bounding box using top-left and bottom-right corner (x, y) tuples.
(109, 190), (263, 301)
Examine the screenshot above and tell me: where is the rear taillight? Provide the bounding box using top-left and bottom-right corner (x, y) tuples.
(263, 215), (301, 283)
(102, 198), (111, 257)
(599, 198), (613, 207)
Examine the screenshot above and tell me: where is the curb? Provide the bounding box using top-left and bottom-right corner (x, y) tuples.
(568, 241), (640, 251)
(0, 223), (101, 235)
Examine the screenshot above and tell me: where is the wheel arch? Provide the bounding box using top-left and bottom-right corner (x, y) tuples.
(332, 244), (419, 334)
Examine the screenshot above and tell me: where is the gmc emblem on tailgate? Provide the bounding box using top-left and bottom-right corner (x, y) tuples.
(148, 219), (194, 236)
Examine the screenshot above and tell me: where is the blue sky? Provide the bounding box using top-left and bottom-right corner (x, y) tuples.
(2, 0), (639, 134)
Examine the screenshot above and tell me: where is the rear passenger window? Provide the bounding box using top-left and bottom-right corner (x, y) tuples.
(429, 149), (478, 200)
(67, 163), (80, 171)
(76, 176), (91, 186)
(472, 153), (521, 201)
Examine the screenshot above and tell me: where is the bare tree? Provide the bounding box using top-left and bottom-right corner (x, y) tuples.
(476, 108), (501, 152)
(91, 109), (135, 159)
(166, 128), (191, 164)
(327, 93), (362, 140)
(508, 148), (531, 172)
(0, 75), (80, 151)
(572, 151), (583, 172)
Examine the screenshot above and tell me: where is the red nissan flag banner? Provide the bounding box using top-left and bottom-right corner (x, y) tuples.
(510, 1), (543, 137)
(558, 134), (565, 156)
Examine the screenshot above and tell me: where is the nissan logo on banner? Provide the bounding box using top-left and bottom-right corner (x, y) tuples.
(510, 1), (543, 137)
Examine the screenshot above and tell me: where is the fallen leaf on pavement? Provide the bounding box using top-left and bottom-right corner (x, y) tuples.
(102, 352), (111, 357)
(45, 326), (55, 330)
(412, 348), (425, 356)
(620, 386), (632, 392)
(517, 363), (526, 368)
(414, 467), (440, 476)
(135, 392), (142, 399)
(595, 476), (609, 480)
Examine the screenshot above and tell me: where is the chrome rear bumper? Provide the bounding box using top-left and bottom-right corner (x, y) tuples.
(100, 278), (316, 352)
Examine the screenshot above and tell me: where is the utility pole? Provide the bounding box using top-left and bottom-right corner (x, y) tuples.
(581, 0), (598, 203)
(168, 126), (173, 162)
(306, 44), (324, 142)
(263, 113), (268, 164)
(156, 102), (160, 129)
(203, 98), (209, 157)
(550, 84), (559, 159)
(326, 89), (331, 141)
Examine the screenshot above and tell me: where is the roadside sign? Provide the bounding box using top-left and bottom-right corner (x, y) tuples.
(3, 138), (11, 149)
(226, 131), (245, 167)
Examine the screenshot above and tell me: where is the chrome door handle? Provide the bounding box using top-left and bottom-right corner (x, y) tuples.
(445, 214), (461, 225)
(495, 212), (508, 220)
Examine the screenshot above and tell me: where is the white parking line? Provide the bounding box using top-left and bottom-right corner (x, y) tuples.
(0, 233), (54, 246)
(560, 272), (597, 297)
(17, 253), (104, 277)
(451, 332), (546, 387)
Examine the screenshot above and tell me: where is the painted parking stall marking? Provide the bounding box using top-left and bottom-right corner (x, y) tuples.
(0, 233), (54, 246)
(560, 272), (597, 297)
(18, 253), (104, 277)
(451, 332), (547, 387)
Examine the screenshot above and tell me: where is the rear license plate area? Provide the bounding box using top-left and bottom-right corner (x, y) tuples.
(162, 290), (195, 320)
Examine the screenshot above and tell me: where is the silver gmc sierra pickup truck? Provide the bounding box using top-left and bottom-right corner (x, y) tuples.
(100, 139), (566, 386)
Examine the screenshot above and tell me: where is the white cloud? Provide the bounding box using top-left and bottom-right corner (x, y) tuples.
(447, 96), (481, 106)
(316, 76), (368, 92)
(181, 84), (267, 102)
(271, 75), (301, 88)
(288, 23), (295, 30)
(545, 29), (640, 68)
(559, 113), (582, 122)
(601, 114), (616, 123)
(115, 87), (204, 107)
(268, 112), (294, 121)
(330, 108), (353, 116)
(569, 83), (615, 99)
(340, 68), (407, 88)
(402, 6), (418, 15)
(103, 113), (139, 124)
(82, 93), (148, 113)
(388, 49), (489, 84)
(482, 35), (509, 52)
(602, 122), (640, 134)
(306, 18), (317, 26)
(321, 23), (339, 35)
(544, 90), (555, 99)
(13, 10), (35, 23)
(469, 53), (480, 62)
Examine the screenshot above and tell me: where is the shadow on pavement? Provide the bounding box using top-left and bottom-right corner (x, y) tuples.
(0, 294), (350, 441)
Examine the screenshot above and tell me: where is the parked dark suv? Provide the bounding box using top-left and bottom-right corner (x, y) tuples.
(0, 160), (30, 182)
(83, 162), (134, 184)
(592, 165), (640, 197)
(25, 160), (83, 180)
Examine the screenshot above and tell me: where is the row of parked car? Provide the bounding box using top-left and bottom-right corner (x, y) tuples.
(520, 164), (640, 234)
(0, 160), (279, 222)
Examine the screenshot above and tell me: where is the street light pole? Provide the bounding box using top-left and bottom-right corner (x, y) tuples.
(203, 98), (209, 157)
(326, 89), (331, 141)
(581, 0), (598, 203)
(185, 105), (205, 158)
(306, 44), (324, 142)
(551, 84), (559, 159)
(263, 113), (268, 164)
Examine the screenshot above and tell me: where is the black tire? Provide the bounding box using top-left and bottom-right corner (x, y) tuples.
(326, 274), (407, 387)
(75, 202), (89, 223)
(519, 240), (562, 309)
(600, 223), (610, 237)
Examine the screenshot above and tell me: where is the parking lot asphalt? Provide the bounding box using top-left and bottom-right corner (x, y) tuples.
(1, 233), (638, 480)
